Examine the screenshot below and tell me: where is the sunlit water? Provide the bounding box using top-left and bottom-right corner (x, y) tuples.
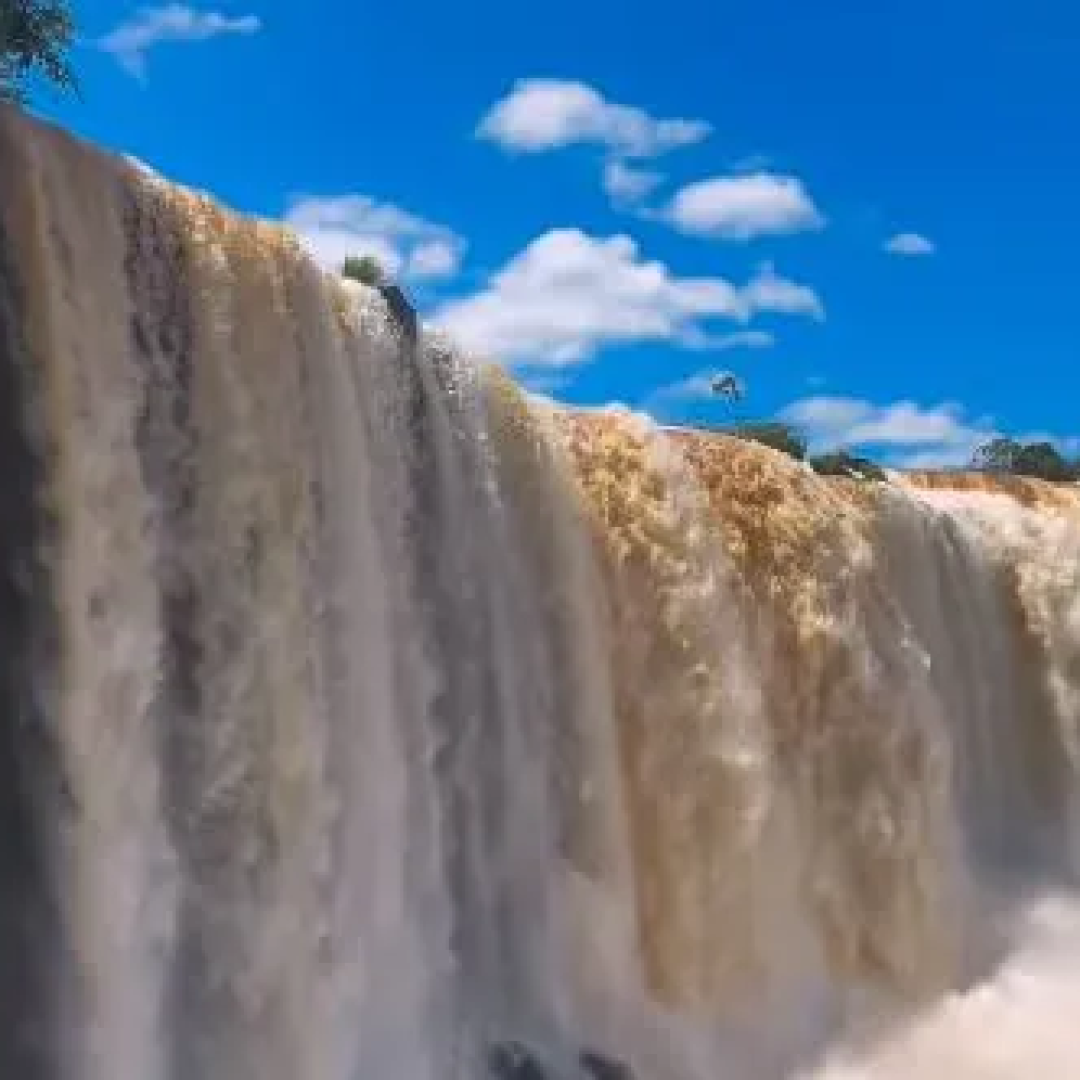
(1, 104), (1079, 1080)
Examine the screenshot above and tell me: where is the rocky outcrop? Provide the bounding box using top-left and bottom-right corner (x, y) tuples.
(487, 1040), (637, 1080)
(0, 102), (66, 1080)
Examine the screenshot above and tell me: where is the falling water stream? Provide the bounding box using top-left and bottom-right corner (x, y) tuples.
(1, 105), (1079, 1080)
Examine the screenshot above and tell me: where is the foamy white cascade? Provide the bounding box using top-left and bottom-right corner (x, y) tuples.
(1, 105), (1079, 1080)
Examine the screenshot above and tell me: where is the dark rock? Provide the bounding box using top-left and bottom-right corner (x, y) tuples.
(377, 282), (418, 341)
(579, 1049), (636, 1080)
(486, 1040), (553, 1080)
(0, 104), (67, 1080)
(485, 1040), (638, 1080)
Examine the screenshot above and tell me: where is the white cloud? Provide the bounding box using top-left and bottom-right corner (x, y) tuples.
(477, 79), (710, 159)
(284, 195), (465, 283)
(780, 396), (1080, 469)
(665, 173), (825, 241)
(99, 4), (261, 77)
(603, 160), (664, 207)
(779, 395), (991, 467)
(884, 232), (936, 256)
(433, 228), (821, 366)
(405, 238), (460, 280)
(740, 262), (824, 319)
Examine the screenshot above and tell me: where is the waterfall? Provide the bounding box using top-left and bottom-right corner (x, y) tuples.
(1, 105), (1078, 1080)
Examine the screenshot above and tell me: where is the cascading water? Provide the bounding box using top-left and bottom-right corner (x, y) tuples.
(1, 104), (1079, 1080)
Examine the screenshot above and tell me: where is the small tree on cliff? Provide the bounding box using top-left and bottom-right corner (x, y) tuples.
(726, 422), (808, 461)
(341, 254), (384, 287)
(971, 437), (1022, 474)
(1013, 441), (1075, 482)
(972, 437), (1077, 481)
(0, 0), (78, 103)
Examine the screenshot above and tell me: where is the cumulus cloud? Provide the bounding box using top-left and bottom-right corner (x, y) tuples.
(402, 238), (460, 280)
(284, 195), (466, 283)
(779, 395), (993, 468)
(98, 4), (261, 77)
(665, 173), (825, 241)
(477, 79), (710, 159)
(781, 396), (1080, 469)
(603, 160), (664, 207)
(740, 262), (824, 319)
(432, 228), (821, 366)
(884, 232), (936, 256)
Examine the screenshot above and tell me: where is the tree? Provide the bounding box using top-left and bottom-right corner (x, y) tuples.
(722, 422), (807, 461)
(1013, 441), (1075, 482)
(0, 0), (78, 103)
(710, 371), (745, 403)
(971, 437), (1022, 473)
(340, 254), (384, 287)
(971, 437), (1077, 482)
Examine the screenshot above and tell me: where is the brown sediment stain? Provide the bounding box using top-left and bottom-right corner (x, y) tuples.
(6, 102), (1079, 1052)
(680, 437), (954, 992)
(553, 415), (961, 1005)
(908, 470), (1080, 514)
(551, 411), (773, 1012)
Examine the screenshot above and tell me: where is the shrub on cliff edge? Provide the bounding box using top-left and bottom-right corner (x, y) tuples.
(971, 437), (1078, 482)
(340, 254), (385, 287)
(723, 422), (808, 461)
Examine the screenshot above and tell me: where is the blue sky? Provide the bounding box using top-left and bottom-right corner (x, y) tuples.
(37, 0), (1080, 465)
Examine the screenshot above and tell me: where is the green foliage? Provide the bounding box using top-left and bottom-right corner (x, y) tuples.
(0, 0), (77, 103)
(971, 437), (1078, 482)
(717, 420), (894, 480)
(340, 254), (384, 287)
(723, 421), (808, 461)
(1013, 441), (1077, 482)
(709, 421), (1077, 483)
(809, 450), (887, 482)
(971, 437), (1022, 473)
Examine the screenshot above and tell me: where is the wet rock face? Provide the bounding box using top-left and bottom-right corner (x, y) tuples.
(0, 109), (65, 1080)
(377, 282), (418, 340)
(579, 1049), (636, 1080)
(487, 1041), (551, 1080)
(486, 1040), (637, 1080)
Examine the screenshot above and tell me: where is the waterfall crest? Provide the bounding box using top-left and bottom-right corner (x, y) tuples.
(2, 105), (1079, 1080)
